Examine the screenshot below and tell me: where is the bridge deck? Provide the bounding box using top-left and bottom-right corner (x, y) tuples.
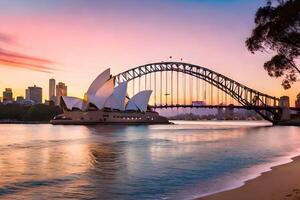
(151, 104), (300, 111)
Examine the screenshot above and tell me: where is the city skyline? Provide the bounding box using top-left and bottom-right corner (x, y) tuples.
(0, 79), (67, 105)
(0, 0), (299, 105)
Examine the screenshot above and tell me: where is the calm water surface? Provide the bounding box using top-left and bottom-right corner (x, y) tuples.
(0, 121), (300, 200)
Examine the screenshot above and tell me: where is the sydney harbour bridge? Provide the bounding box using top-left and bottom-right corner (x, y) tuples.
(113, 62), (299, 124)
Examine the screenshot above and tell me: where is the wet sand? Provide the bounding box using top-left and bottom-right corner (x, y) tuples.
(198, 156), (300, 200)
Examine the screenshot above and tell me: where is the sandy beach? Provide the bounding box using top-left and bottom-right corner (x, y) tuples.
(198, 156), (300, 200)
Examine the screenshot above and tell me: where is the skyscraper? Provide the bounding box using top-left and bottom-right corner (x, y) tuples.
(49, 78), (56, 103)
(26, 85), (42, 104)
(2, 88), (13, 103)
(56, 82), (67, 105)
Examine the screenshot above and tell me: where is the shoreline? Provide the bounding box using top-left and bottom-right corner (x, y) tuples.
(197, 155), (300, 200)
(0, 121), (49, 124)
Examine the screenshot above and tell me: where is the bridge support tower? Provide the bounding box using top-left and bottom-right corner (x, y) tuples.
(279, 96), (291, 121)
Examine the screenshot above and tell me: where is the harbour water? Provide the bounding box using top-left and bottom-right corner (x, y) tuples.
(0, 121), (300, 200)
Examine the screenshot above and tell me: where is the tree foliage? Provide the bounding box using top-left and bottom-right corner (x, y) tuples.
(246, 0), (300, 89)
(0, 104), (62, 122)
(24, 104), (62, 121)
(0, 104), (28, 120)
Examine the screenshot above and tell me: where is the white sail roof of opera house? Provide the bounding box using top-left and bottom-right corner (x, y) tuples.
(104, 81), (128, 110)
(60, 68), (152, 112)
(61, 96), (84, 110)
(126, 90), (152, 112)
(86, 68), (111, 96)
(88, 78), (115, 109)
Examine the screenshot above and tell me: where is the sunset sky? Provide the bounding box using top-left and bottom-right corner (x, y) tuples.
(0, 0), (299, 105)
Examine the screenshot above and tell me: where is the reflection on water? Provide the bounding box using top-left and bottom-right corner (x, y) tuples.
(0, 121), (299, 199)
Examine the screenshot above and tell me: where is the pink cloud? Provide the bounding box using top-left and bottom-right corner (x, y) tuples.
(0, 32), (55, 73)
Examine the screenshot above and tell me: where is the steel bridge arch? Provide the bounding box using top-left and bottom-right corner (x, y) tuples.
(113, 62), (280, 122)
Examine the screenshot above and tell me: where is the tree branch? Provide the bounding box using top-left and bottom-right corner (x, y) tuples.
(288, 60), (300, 73)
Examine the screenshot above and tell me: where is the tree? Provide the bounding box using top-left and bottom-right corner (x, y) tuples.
(25, 104), (62, 121)
(246, 0), (300, 89)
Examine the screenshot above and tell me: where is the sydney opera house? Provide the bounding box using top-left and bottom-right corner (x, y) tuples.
(51, 69), (169, 125)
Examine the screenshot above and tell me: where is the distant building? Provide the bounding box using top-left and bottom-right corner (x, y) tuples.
(49, 78), (56, 103)
(56, 82), (67, 105)
(225, 104), (234, 120)
(25, 89), (29, 100)
(192, 101), (206, 106)
(23, 100), (35, 106)
(15, 96), (34, 105)
(296, 93), (300, 108)
(217, 108), (225, 120)
(44, 100), (55, 106)
(16, 96), (24, 103)
(26, 85), (42, 104)
(3, 88), (13, 103)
